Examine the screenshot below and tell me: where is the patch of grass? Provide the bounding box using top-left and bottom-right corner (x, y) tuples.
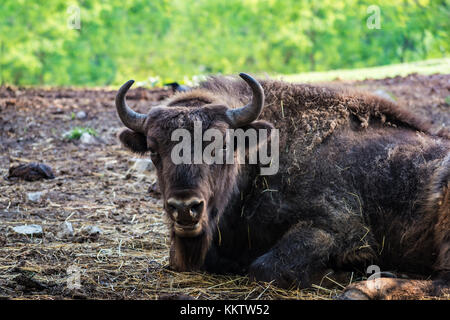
(63, 127), (97, 140)
(445, 95), (450, 105)
(280, 58), (450, 83)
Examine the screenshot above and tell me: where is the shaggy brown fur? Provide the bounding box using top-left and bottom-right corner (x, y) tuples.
(117, 75), (449, 299)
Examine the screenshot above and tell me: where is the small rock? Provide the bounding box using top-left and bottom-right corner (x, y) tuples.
(57, 221), (74, 238)
(12, 224), (43, 236)
(49, 106), (64, 114)
(13, 274), (48, 291)
(80, 132), (97, 144)
(80, 225), (102, 236)
(7, 162), (55, 181)
(104, 161), (116, 171)
(75, 111), (87, 120)
(27, 191), (43, 202)
(129, 158), (154, 173)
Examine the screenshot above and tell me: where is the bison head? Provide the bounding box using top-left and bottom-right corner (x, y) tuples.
(116, 73), (273, 270)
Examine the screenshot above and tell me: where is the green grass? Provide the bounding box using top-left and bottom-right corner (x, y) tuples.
(63, 127), (97, 140)
(279, 58), (450, 83)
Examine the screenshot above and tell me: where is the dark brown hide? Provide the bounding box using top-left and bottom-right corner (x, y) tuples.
(117, 75), (449, 299)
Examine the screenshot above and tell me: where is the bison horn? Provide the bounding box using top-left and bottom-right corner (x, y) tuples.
(115, 80), (147, 134)
(226, 73), (265, 127)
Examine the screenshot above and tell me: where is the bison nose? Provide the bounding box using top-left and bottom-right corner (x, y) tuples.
(166, 197), (205, 225)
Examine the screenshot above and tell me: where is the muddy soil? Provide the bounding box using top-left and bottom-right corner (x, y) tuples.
(0, 73), (448, 300)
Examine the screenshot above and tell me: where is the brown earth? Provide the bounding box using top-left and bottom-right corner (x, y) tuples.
(0, 73), (449, 300)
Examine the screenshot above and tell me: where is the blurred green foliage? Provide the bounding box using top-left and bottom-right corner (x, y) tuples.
(63, 127), (97, 140)
(0, 0), (448, 86)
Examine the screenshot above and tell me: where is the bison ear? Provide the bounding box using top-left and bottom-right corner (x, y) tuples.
(242, 120), (275, 155)
(118, 128), (148, 154)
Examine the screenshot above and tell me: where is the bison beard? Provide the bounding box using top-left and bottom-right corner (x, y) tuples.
(115, 73), (450, 300)
(170, 226), (212, 272)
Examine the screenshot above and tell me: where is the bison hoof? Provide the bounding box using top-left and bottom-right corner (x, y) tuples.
(248, 254), (297, 289)
(337, 289), (370, 300)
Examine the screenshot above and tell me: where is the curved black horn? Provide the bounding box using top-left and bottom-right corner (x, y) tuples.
(226, 73), (265, 127)
(115, 80), (147, 133)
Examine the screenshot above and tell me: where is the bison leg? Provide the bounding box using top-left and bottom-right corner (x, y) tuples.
(339, 278), (449, 300)
(248, 224), (336, 288)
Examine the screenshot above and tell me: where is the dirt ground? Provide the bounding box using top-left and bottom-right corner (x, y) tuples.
(0, 73), (449, 300)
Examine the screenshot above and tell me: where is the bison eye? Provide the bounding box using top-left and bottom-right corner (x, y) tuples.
(149, 150), (161, 166)
(147, 146), (158, 157)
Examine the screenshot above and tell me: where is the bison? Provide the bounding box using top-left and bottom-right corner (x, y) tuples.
(115, 73), (449, 299)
